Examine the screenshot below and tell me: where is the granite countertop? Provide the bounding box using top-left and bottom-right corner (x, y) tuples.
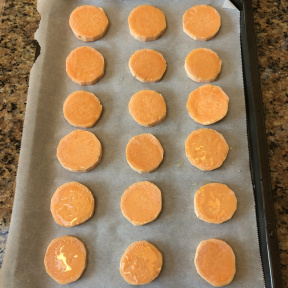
(0, 0), (287, 286)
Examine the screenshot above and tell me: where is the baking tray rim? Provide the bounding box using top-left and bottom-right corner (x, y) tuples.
(231, 0), (283, 287)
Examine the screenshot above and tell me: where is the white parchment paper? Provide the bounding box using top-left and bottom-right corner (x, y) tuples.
(0, 0), (265, 287)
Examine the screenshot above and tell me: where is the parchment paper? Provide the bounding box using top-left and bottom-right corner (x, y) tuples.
(0, 0), (265, 287)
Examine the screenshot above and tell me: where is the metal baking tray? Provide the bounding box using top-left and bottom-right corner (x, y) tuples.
(7, 0), (283, 287)
(233, 0), (283, 287)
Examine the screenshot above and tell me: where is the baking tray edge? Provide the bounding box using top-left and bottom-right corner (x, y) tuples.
(231, 0), (283, 287)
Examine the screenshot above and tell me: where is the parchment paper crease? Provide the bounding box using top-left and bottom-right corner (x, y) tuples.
(0, 0), (264, 287)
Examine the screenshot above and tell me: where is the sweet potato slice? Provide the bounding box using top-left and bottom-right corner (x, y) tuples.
(194, 183), (237, 224)
(69, 5), (109, 42)
(51, 182), (95, 227)
(129, 49), (166, 83)
(121, 181), (162, 226)
(57, 130), (102, 172)
(44, 236), (87, 284)
(63, 91), (102, 128)
(126, 133), (164, 173)
(128, 5), (166, 41)
(66, 46), (105, 85)
(185, 48), (222, 83)
(129, 90), (166, 127)
(195, 239), (236, 287)
(120, 241), (163, 285)
(183, 5), (221, 41)
(185, 129), (229, 171)
(186, 84), (229, 125)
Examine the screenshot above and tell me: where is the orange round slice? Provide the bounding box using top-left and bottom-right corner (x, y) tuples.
(126, 133), (164, 173)
(183, 5), (221, 41)
(121, 181), (162, 226)
(129, 90), (166, 127)
(57, 130), (102, 172)
(44, 236), (87, 284)
(195, 239), (236, 287)
(66, 46), (105, 85)
(186, 84), (229, 125)
(63, 91), (102, 128)
(51, 182), (95, 227)
(129, 49), (166, 83)
(120, 241), (163, 285)
(194, 183), (237, 224)
(185, 48), (222, 83)
(128, 5), (166, 41)
(185, 129), (229, 171)
(69, 5), (109, 42)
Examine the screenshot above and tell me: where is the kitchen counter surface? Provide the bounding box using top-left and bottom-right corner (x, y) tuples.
(0, 0), (287, 286)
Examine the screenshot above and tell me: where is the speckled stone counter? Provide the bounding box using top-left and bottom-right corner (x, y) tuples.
(0, 0), (287, 286)
(0, 0), (40, 260)
(252, 1), (288, 286)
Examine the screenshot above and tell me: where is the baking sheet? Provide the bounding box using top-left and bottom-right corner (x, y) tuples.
(0, 0), (265, 287)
